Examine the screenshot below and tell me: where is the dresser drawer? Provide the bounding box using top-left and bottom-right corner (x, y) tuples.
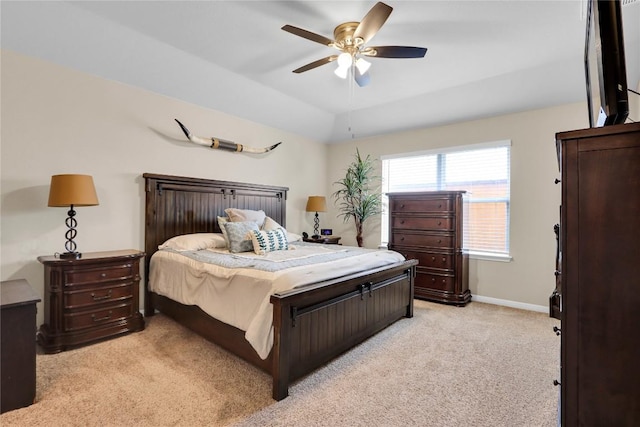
(391, 198), (453, 213)
(392, 216), (453, 231)
(64, 264), (134, 287)
(391, 232), (454, 249)
(64, 303), (133, 332)
(416, 271), (456, 292)
(64, 283), (133, 310)
(395, 250), (454, 271)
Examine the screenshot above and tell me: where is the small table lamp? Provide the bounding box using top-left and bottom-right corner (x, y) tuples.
(48, 174), (99, 259)
(306, 196), (327, 238)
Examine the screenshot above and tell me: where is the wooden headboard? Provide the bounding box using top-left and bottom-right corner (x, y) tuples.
(143, 173), (289, 311)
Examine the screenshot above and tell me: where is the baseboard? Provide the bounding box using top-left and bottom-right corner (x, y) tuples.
(471, 295), (548, 313)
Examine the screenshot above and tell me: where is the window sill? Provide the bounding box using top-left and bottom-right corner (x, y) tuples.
(466, 251), (512, 262)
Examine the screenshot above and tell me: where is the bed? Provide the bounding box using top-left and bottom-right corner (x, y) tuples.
(143, 173), (418, 400)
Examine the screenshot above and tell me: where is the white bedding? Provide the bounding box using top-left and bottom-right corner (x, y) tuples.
(149, 244), (406, 359)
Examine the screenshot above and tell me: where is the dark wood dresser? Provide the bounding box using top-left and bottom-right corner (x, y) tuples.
(37, 250), (145, 353)
(553, 122), (640, 425)
(1, 279), (41, 413)
(387, 191), (470, 306)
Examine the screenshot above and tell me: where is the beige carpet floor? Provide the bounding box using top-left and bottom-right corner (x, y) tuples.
(1, 300), (560, 426)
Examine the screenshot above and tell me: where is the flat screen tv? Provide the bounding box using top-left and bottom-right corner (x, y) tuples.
(584, 0), (629, 127)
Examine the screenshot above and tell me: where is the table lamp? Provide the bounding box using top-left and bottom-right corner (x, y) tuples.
(305, 196), (327, 238)
(48, 174), (99, 259)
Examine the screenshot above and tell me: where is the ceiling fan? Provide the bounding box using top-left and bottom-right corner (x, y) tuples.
(282, 2), (427, 87)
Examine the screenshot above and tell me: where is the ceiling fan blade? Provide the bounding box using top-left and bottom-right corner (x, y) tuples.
(353, 2), (393, 44)
(363, 46), (428, 59)
(281, 24), (334, 46)
(354, 68), (371, 87)
(292, 55), (338, 73)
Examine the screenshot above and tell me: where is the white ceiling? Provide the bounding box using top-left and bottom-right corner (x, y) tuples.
(2, 1), (639, 143)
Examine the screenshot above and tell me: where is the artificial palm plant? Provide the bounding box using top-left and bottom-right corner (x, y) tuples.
(332, 149), (382, 247)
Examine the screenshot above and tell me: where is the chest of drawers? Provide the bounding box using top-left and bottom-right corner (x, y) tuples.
(37, 250), (145, 353)
(387, 191), (470, 306)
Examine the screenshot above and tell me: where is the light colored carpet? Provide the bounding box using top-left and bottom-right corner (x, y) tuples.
(1, 300), (560, 426)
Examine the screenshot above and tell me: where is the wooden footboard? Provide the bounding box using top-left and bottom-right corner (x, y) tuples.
(270, 259), (417, 400)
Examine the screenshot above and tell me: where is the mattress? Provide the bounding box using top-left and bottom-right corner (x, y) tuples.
(149, 242), (406, 359)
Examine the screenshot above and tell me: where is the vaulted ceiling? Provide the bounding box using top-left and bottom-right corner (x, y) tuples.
(2, 1), (639, 143)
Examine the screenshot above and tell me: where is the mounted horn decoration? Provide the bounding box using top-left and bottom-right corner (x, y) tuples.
(175, 119), (282, 154)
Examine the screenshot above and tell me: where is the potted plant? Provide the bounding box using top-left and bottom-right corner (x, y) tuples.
(332, 149), (382, 247)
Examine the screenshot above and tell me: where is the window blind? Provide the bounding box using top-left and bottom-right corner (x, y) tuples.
(382, 141), (511, 256)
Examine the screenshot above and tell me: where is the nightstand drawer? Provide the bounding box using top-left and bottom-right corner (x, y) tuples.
(64, 264), (134, 286)
(392, 216), (453, 231)
(64, 282), (133, 310)
(64, 302), (133, 332)
(391, 232), (454, 249)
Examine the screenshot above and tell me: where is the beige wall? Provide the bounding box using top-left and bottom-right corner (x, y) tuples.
(2, 48), (593, 322)
(327, 103), (587, 309)
(1, 50), (327, 325)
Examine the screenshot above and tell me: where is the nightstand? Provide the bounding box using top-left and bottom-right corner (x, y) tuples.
(37, 250), (145, 353)
(1, 279), (40, 413)
(303, 236), (342, 244)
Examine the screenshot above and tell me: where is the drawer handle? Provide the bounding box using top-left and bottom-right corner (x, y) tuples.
(100, 273), (107, 278)
(438, 204), (442, 208)
(431, 256), (436, 261)
(91, 290), (112, 301)
(442, 257), (446, 263)
(92, 311), (112, 322)
(431, 278), (436, 283)
(400, 220), (405, 224)
(400, 204), (405, 209)
(438, 239), (442, 244)
(437, 221), (442, 226)
(400, 237), (405, 241)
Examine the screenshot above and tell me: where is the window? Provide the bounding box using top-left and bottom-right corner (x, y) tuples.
(381, 141), (511, 258)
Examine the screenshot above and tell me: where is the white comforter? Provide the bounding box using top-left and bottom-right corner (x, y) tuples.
(149, 244), (405, 359)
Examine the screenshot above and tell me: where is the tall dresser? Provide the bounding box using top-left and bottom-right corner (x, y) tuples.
(387, 191), (470, 306)
(552, 122), (640, 425)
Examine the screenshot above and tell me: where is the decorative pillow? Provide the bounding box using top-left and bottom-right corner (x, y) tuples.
(287, 232), (302, 242)
(159, 233), (226, 251)
(262, 216), (282, 230)
(249, 228), (289, 255)
(262, 216), (302, 242)
(217, 216), (230, 246)
(225, 208), (266, 226)
(223, 221), (259, 253)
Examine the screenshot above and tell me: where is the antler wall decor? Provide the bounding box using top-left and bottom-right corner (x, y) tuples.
(175, 119), (282, 154)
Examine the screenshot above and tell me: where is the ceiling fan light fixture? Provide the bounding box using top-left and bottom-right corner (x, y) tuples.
(337, 52), (353, 67)
(355, 57), (371, 74)
(334, 64), (350, 79)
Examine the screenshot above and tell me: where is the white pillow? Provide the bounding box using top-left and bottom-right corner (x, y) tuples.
(225, 208), (266, 226)
(262, 216), (302, 242)
(159, 233), (226, 251)
(248, 228), (289, 255)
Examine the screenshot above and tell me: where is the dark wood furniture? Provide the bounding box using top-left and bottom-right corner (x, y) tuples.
(387, 191), (470, 306)
(553, 122), (640, 425)
(1, 279), (41, 413)
(37, 250), (145, 353)
(303, 236), (341, 244)
(143, 173), (417, 400)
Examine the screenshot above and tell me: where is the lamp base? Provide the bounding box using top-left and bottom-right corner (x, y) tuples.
(59, 251), (82, 259)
